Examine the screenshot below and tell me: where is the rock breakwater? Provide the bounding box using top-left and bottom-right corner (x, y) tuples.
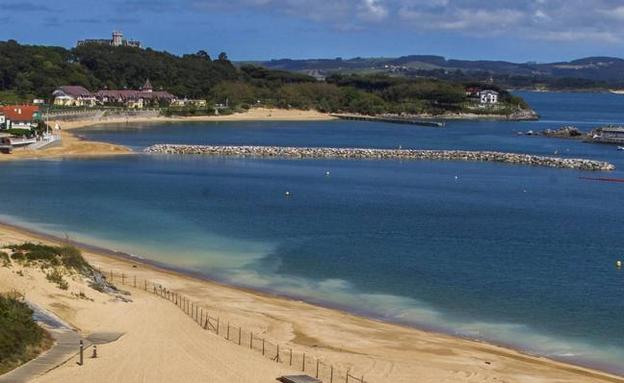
(144, 145), (615, 171)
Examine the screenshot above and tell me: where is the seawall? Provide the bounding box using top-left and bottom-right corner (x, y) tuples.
(144, 145), (615, 171)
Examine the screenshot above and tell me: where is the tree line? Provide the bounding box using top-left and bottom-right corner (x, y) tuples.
(0, 40), (529, 115)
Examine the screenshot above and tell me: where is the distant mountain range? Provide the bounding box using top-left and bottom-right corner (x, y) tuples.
(245, 56), (624, 89)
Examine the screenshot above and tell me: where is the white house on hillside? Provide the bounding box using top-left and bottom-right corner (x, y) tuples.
(479, 90), (499, 105)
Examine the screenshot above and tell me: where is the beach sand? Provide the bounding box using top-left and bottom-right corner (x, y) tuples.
(0, 223), (622, 383)
(0, 108), (336, 162)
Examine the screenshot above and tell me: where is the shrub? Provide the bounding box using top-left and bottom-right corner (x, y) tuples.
(0, 295), (52, 374)
(0, 251), (10, 267)
(46, 269), (69, 290)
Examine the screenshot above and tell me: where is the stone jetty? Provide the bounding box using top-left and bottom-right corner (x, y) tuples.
(144, 144), (615, 171)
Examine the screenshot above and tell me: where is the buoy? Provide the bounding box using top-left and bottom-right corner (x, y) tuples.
(454, 176), (459, 180)
(325, 171), (330, 176)
(617, 260), (622, 268)
(284, 191), (291, 197)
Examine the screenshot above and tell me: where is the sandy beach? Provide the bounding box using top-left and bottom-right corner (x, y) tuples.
(0, 108), (336, 162)
(1, 222), (622, 383)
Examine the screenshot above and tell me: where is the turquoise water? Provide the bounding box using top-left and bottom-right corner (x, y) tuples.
(2, 92), (624, 374)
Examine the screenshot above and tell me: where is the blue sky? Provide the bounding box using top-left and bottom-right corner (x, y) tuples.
(1, 0), (623, 62)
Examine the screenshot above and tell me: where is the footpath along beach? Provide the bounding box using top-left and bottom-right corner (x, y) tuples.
(1, 223), (623, 383)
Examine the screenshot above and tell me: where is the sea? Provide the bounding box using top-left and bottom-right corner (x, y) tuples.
(1, 91), (623, 374)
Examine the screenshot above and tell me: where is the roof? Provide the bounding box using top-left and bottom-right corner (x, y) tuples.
(479, 90), (499, 95)
(141, 79), (153, 91)
(95, 89), (175, 100)
(55, 85), (94, 98)
(0, 105), (40, 122)
(276, 376), (322, 383)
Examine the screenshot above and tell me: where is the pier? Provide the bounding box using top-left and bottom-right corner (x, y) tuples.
(144, 145), (615, 171)
(331, 114), (445, 127)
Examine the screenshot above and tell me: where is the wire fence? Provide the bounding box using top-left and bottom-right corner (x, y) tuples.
(105, 270), (367, 383)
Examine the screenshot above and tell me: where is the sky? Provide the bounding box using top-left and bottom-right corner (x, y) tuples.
(1, 0), (623, 62)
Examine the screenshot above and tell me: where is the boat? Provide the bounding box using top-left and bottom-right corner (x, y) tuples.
(618, 146), (624, 151)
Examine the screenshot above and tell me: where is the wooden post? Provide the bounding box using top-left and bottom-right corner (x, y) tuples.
(346, 369), (350, 383)
(238, 327), (242, 345)
(276, 344), (280, 362)
(262, 338), (265, 356)
(302, 352), (306, 372)
(316, 359), (319, 378)
(144, 280), (147, 291)
(216, 318), (220, 335)
(289, 348), (293, 366)
(361, 376), (364, 383)
(133, 275), (136, 287)
(227, 322), (230, 340)
(330, 366), (333, 383)
(110, 270), (113, 281)
(121, 273), (125, 285)
(250, 332), (253, 349)
(78, 340), (84, 366)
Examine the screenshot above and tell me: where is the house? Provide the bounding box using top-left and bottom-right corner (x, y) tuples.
(0, 105), (41, 130)
(52, 86), (97, 107)
(0, 112), (5, 129)
(170, 98), (208, 108)
(94, 80), (176, 108)
(53, 80), (176, 109)
(479, 90), (499, 104)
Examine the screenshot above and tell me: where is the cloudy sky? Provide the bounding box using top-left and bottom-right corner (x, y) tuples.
(1, 0), (623, 62)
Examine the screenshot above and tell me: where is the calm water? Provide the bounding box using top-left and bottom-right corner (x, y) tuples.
(2, 92), (624, 373)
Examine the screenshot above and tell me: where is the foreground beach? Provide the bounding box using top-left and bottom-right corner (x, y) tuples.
(1, 222), (622, 383)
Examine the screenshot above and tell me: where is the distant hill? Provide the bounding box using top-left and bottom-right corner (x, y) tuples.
(247, 55), (624, 89)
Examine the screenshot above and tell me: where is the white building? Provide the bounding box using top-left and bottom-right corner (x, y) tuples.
(479, 90), (499, 105)
(0, 113), (5, 128)
(52, 86), (97, 107)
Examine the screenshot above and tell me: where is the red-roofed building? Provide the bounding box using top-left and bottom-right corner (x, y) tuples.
(0, 105), (41, 130)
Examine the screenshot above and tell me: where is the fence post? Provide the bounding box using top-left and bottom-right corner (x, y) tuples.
(133, 275), (136, 288)
(250, 332), (253, 349)
(346, 369), (349, 383)
(276, 344), (280, 362)
(121, 273), (125, 285)
(262, 338), (265, 356)
(289, 348), (293, 366)
(238, 327), (242, 345)
(316, 359), (319, 378)
(216, 318), (220, 335)
(330, 366), (333, 383)
(78, 340), (84, 366)
(302, 352), (306, 372)
(144, 280), (147, 291)
(227, 322), (230, 340)
(110, 270), (113, 281)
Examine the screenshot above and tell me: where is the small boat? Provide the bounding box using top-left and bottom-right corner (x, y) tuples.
(618, 146), (624, 151)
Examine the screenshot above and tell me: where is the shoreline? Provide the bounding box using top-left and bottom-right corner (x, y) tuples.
(0, 108), (337, 162)
(0, 219), (623, 382)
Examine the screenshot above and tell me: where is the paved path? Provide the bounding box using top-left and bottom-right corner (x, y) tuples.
(0, 303), (81, 383)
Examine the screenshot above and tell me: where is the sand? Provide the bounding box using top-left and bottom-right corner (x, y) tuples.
(0, 108), (336, 162)
(0, 223), (622, 383)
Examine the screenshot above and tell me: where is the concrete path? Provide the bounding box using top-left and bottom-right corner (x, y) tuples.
(0, 302), (81, 383)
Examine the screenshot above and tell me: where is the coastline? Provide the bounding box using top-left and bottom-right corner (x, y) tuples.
(0, 108), (337, 162)
(1, 219), (623, 382)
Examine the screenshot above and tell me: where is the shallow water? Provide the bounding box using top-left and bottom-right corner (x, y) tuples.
(2, 91), (624, 374)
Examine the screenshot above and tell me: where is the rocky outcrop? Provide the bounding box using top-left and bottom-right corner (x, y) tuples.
(144, 145), (615, 171)
(543, 126), (585, 138)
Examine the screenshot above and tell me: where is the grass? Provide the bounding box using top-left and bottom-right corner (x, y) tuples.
(6, 243), (92, 273)
(0, 251), (9, 267)
(46, 269), (69, 290)
(0, 294), (53, 375)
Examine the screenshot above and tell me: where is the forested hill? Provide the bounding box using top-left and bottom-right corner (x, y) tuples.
(251, 55), (624, 90)
(0, 40), (529, 116)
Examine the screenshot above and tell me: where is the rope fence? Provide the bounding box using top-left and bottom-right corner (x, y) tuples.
(105, 269), (367, 383)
